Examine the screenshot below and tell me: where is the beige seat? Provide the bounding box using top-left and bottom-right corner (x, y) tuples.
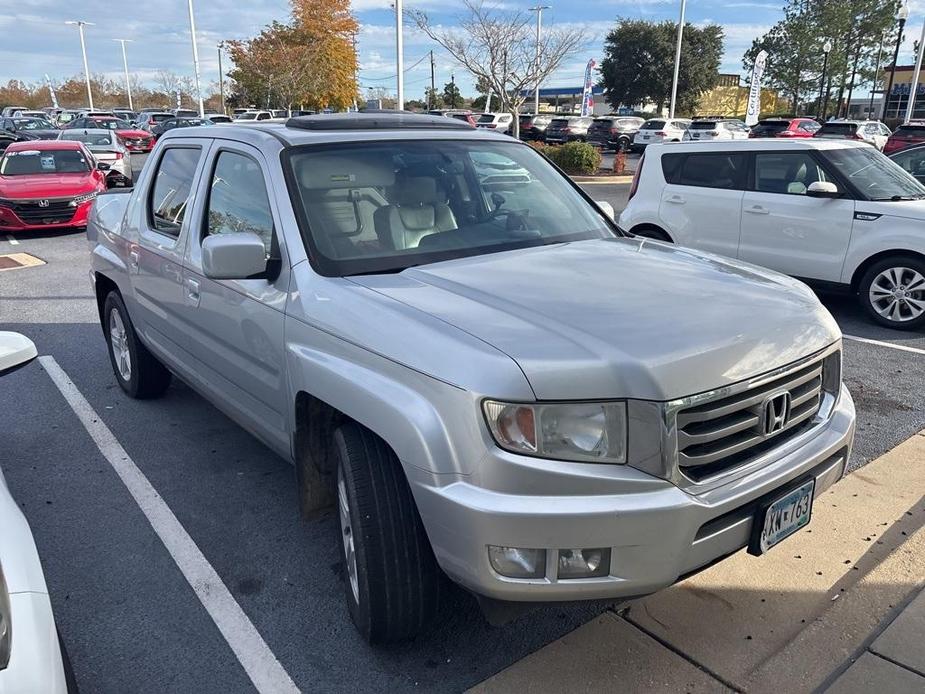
(374, 178), (456, 251)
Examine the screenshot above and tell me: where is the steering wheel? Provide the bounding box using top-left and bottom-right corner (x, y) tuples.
(488, 207), (530, 230)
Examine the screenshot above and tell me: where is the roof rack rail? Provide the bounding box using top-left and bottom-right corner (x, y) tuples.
(285, 111), (474, 131)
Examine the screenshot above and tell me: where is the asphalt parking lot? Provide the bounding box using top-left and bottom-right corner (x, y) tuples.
(1, 152), (925, 693)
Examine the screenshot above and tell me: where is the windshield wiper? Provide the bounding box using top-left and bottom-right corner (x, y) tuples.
(872, 194), (925, 201)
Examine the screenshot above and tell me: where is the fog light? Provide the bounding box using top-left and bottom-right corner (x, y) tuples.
(557, 548), (611, 579)
(488, 546), (546, 579)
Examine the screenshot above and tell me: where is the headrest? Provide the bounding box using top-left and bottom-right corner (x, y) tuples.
(297, 154), (395, 190)
(392, 177), (439, 206)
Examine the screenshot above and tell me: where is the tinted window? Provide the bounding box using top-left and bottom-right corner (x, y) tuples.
(641, 120), (665, 130)
(206, 151), (274, 251)
(894, 124), (925, 136)
(754, 152), (829, 194)
(662, 152), (745, 189)
(751, 120), (791, 136)
(816, 123), (857, 137)
(690, 121), (720, 130)
(149, 148), (202, 237)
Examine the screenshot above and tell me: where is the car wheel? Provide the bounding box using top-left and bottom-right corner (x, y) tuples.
(103, 291), (172, 398)
(617, 137), (630, 153)
(859, 257), (925, 330)
(632, 225), (673, 242)
(334, 422), (441, 643)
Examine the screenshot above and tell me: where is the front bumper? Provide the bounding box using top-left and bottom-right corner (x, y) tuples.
(411, 385), (855, 602)
(0, 201), (92, 231)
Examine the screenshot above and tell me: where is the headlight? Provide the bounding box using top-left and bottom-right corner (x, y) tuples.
(0, 563), (11, 671)
(482, 400), (627, 463)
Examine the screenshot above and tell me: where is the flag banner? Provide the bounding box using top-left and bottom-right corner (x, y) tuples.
(581, 59), (597, 117)
(746, 50), (768, 127)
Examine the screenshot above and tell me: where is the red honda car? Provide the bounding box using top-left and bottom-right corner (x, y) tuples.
(883, 122), (925, 155)
(749, 117), (821, 138)
(63, 115), (155, 153)
(0, 140), (108, 232)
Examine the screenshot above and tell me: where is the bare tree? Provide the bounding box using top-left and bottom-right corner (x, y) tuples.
(409, 0), (586, 137)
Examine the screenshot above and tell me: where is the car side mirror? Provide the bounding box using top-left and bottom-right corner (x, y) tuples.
(0, 331), (38, 377)
(806, 181), (840, 198)
(595, 200), (616, 221)
(202, 232), (268, 280)
(97, 161), (111, 171)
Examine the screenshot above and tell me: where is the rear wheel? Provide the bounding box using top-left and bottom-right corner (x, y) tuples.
(334, 422), (441, 643)
(103, 291), (172, 398)
(858, 256), (925, 330)
(617, 137), (630, 152)
(632, 225), (672, 242)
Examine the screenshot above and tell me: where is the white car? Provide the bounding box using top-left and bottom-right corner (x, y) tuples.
(686, 118), (749, 141)
(233, 110), (273, 122)
(815, 119), (892, 151)
(11, 110), (47, 119)
(632, 118), (691, 151)
(58, 128), (132, 186)
(619, 139), (925, 329)
(476, 112), (514, 134)
(0, 333), (71, 694)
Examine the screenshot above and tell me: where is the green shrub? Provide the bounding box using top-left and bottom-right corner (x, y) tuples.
(544, 142), (602, 175)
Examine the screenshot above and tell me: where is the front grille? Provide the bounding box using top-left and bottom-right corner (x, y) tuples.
(676, 357), (826, 481)
(10, 199), (75, 223)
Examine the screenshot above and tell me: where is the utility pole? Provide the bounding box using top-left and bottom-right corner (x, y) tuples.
(668, 0), (687, 118)
(66, 20), (95, 110)
(451, 72), (457, 108)
(883, 3), (909, 121)
(870, 33), (885, 118)
(905, 16), (925, 123)
(529, 6), (550, 115)
(217, 43), (226, 115)
(113, 39), (134, 111)
(187, 0), (205, 117)
(395, 0), (404, 110)
(429, 50), (435, 110)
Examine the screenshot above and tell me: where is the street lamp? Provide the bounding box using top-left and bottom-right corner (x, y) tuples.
(818, 39), (833, 120)
(904, 16), (925, 123)
(113, 39), (134, 111)
(217, 42), (227, 116)
(395, 0), (404, 110)
(529, 6), (550, 116)
(65, 20), (95, 110)
(883, 3), (909, 121)
(186, 0), (205, 117)
(668, 0), (687, 118)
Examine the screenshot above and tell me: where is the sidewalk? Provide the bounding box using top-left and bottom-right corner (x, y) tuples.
(472, 431), (925, 693)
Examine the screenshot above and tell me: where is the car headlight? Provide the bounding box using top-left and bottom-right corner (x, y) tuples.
(482, 400), (627, 463)
(0, 563), (11, 671)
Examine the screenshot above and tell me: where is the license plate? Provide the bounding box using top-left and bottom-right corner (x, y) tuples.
(750, 479), (815, 554)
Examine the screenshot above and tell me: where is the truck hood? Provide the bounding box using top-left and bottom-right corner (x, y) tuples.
(0, 173), (97, 199)
(351, 238), (840, 401)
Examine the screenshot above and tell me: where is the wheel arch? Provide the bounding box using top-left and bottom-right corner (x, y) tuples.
(630, 223), (674, 242)
(94, 272), (120, 329)
(849, 249), (925, 292)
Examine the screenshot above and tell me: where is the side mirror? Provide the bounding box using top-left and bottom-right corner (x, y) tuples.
(0, 331), (38, 377)
(97, 161), (111, 171)
(806, 181), (840, 198)
(202, 232), (268, 280)
(595, 200), (616, 221)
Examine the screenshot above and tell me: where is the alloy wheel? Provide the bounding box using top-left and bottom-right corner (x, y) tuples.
(109, 308), (132, 381)
(337, 467), (360, 604)
(868, 266), (925, 323)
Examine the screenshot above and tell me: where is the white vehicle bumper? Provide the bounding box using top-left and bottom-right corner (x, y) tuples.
(0, 592), (67, 694)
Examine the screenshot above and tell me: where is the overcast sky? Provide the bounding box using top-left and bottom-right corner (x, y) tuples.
(2, 0), (923, 100)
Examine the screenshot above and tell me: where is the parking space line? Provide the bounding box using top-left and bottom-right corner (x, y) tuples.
(843, 334), (925, 356)
(38, 356), (300, 694)
(5, 235), (19, 246)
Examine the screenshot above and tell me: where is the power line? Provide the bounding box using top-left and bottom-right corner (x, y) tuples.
(360, 53), (429, 81)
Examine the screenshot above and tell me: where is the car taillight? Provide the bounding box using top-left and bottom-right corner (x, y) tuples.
(654, 131), (666, 137)
(628, 152), (644, 201)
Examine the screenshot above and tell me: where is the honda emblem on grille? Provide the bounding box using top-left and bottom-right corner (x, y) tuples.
(761, 392), (792, 436)
(37, 199), (50, 208)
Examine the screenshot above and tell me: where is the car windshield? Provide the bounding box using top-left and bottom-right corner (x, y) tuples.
(12, 118), (54, 130)
(824, 146), (925, 200)
(286, 140), (614, 276)
(752, 120), (791, 135)
(0, 148), (91, 175)
(93, 119), (132, 130)
(61, 132), (114, 146)
(476, 114), (496, 124)
(817, 123), (857, 136)
(150, 114), (172, 122)
(236, 112), (259, 120)
(208, 115), (232, 123)
(641, 120), (665, 129)
(894, 124), (925, 136)
(690, 121), (720, 130)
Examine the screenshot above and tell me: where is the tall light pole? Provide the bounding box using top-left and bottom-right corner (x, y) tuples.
(395, 0), (404, 110)
(668, 0), (687, 118)
(65, 20), (95, 110)
(186, 0), (205, 117)
(217, 42), (226, 116)
(869, 32), (885, 118)
(905, 17), (925, 123)
(883, 3), (909, 121)
(529, 6), (550, 116)
(113, 39), (134, 111)
(818, 40), (833, 119)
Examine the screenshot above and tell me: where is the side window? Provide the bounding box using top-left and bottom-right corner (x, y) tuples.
(754, 153), (828, 195)
(864, 124), (878, 135)
(891, 147), (925, 178)
(148, 147), (202, 238)
(257, 112), (270, 121)
(667, 153), (746, 190)
(880, 124), (892, 136)
(205, 151), (274, 252)
(798, 122), (817, 133)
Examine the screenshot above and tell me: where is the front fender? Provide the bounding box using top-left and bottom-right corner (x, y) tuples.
(841, 223), (925, 284)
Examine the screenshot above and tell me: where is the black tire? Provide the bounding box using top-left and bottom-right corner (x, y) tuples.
(102, 291), (172, 398)
(334, 422), (441, 643)
(617, 137), (630, 152)
(632, 225), (672, 242)
(858, 256), (925, 330)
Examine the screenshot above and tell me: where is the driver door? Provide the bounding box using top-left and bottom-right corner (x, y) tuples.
(738, 151), (856, 282)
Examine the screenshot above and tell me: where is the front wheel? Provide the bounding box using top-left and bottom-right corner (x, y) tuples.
(334, 422), (441, 643)
(859, 257), (925, 330)
(103, 291), (172, 398)
(632, 225), (672, 242)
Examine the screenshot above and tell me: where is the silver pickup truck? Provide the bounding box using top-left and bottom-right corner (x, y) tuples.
(88, 113), (856, 643)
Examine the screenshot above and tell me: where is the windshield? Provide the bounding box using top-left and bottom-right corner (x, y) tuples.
(641, 120), (666, 130)
(476, 114), (496, 124)
(824, 146), (925, 200)
(894, 124), (925, 137)
(690, 121), (720, 130)
(92, 119), (132, 130)
(817, 123), (857, 137)
(0, 148), (91, 175)
(752, 120), (791, 135)
(12, 118), (54, 130)
(236, 112), (258, 120)
(208, 115), (232, 123)
(60, 132), (114, 146)
(286, 140), (614, 276)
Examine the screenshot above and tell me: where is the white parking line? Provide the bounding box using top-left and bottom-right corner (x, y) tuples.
(843, 334), (925, 356)
(38, 356), (300, 694)
(5, 235), (19, 245)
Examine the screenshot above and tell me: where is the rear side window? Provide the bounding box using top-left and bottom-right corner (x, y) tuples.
(798, 121), (820, 133)
(754, 152), (829, 195)
(149, 147), (202, 237)
(661, 152), (745, 190)
(205, 151), (275, 252)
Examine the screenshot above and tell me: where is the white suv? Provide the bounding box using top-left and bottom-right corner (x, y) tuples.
(814, 120), (891, 151)
(619, 139), (925, 329)
(686, 118), (749, 141)
(632, 118), (691, 151)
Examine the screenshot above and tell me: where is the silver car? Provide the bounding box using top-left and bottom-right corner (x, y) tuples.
(57, 128), (132, 185)
(87, 113), (855, 643)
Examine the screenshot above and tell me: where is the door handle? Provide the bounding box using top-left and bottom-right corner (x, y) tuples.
(129, 249), (139, 271)
(185, 278), (201, 305)
(666, 195), (685, 204)
(745, 205), (769, 215)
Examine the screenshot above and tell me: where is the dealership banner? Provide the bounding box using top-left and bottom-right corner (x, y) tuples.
(745, 50), (768, 126)
(580, 59), (597, 117)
